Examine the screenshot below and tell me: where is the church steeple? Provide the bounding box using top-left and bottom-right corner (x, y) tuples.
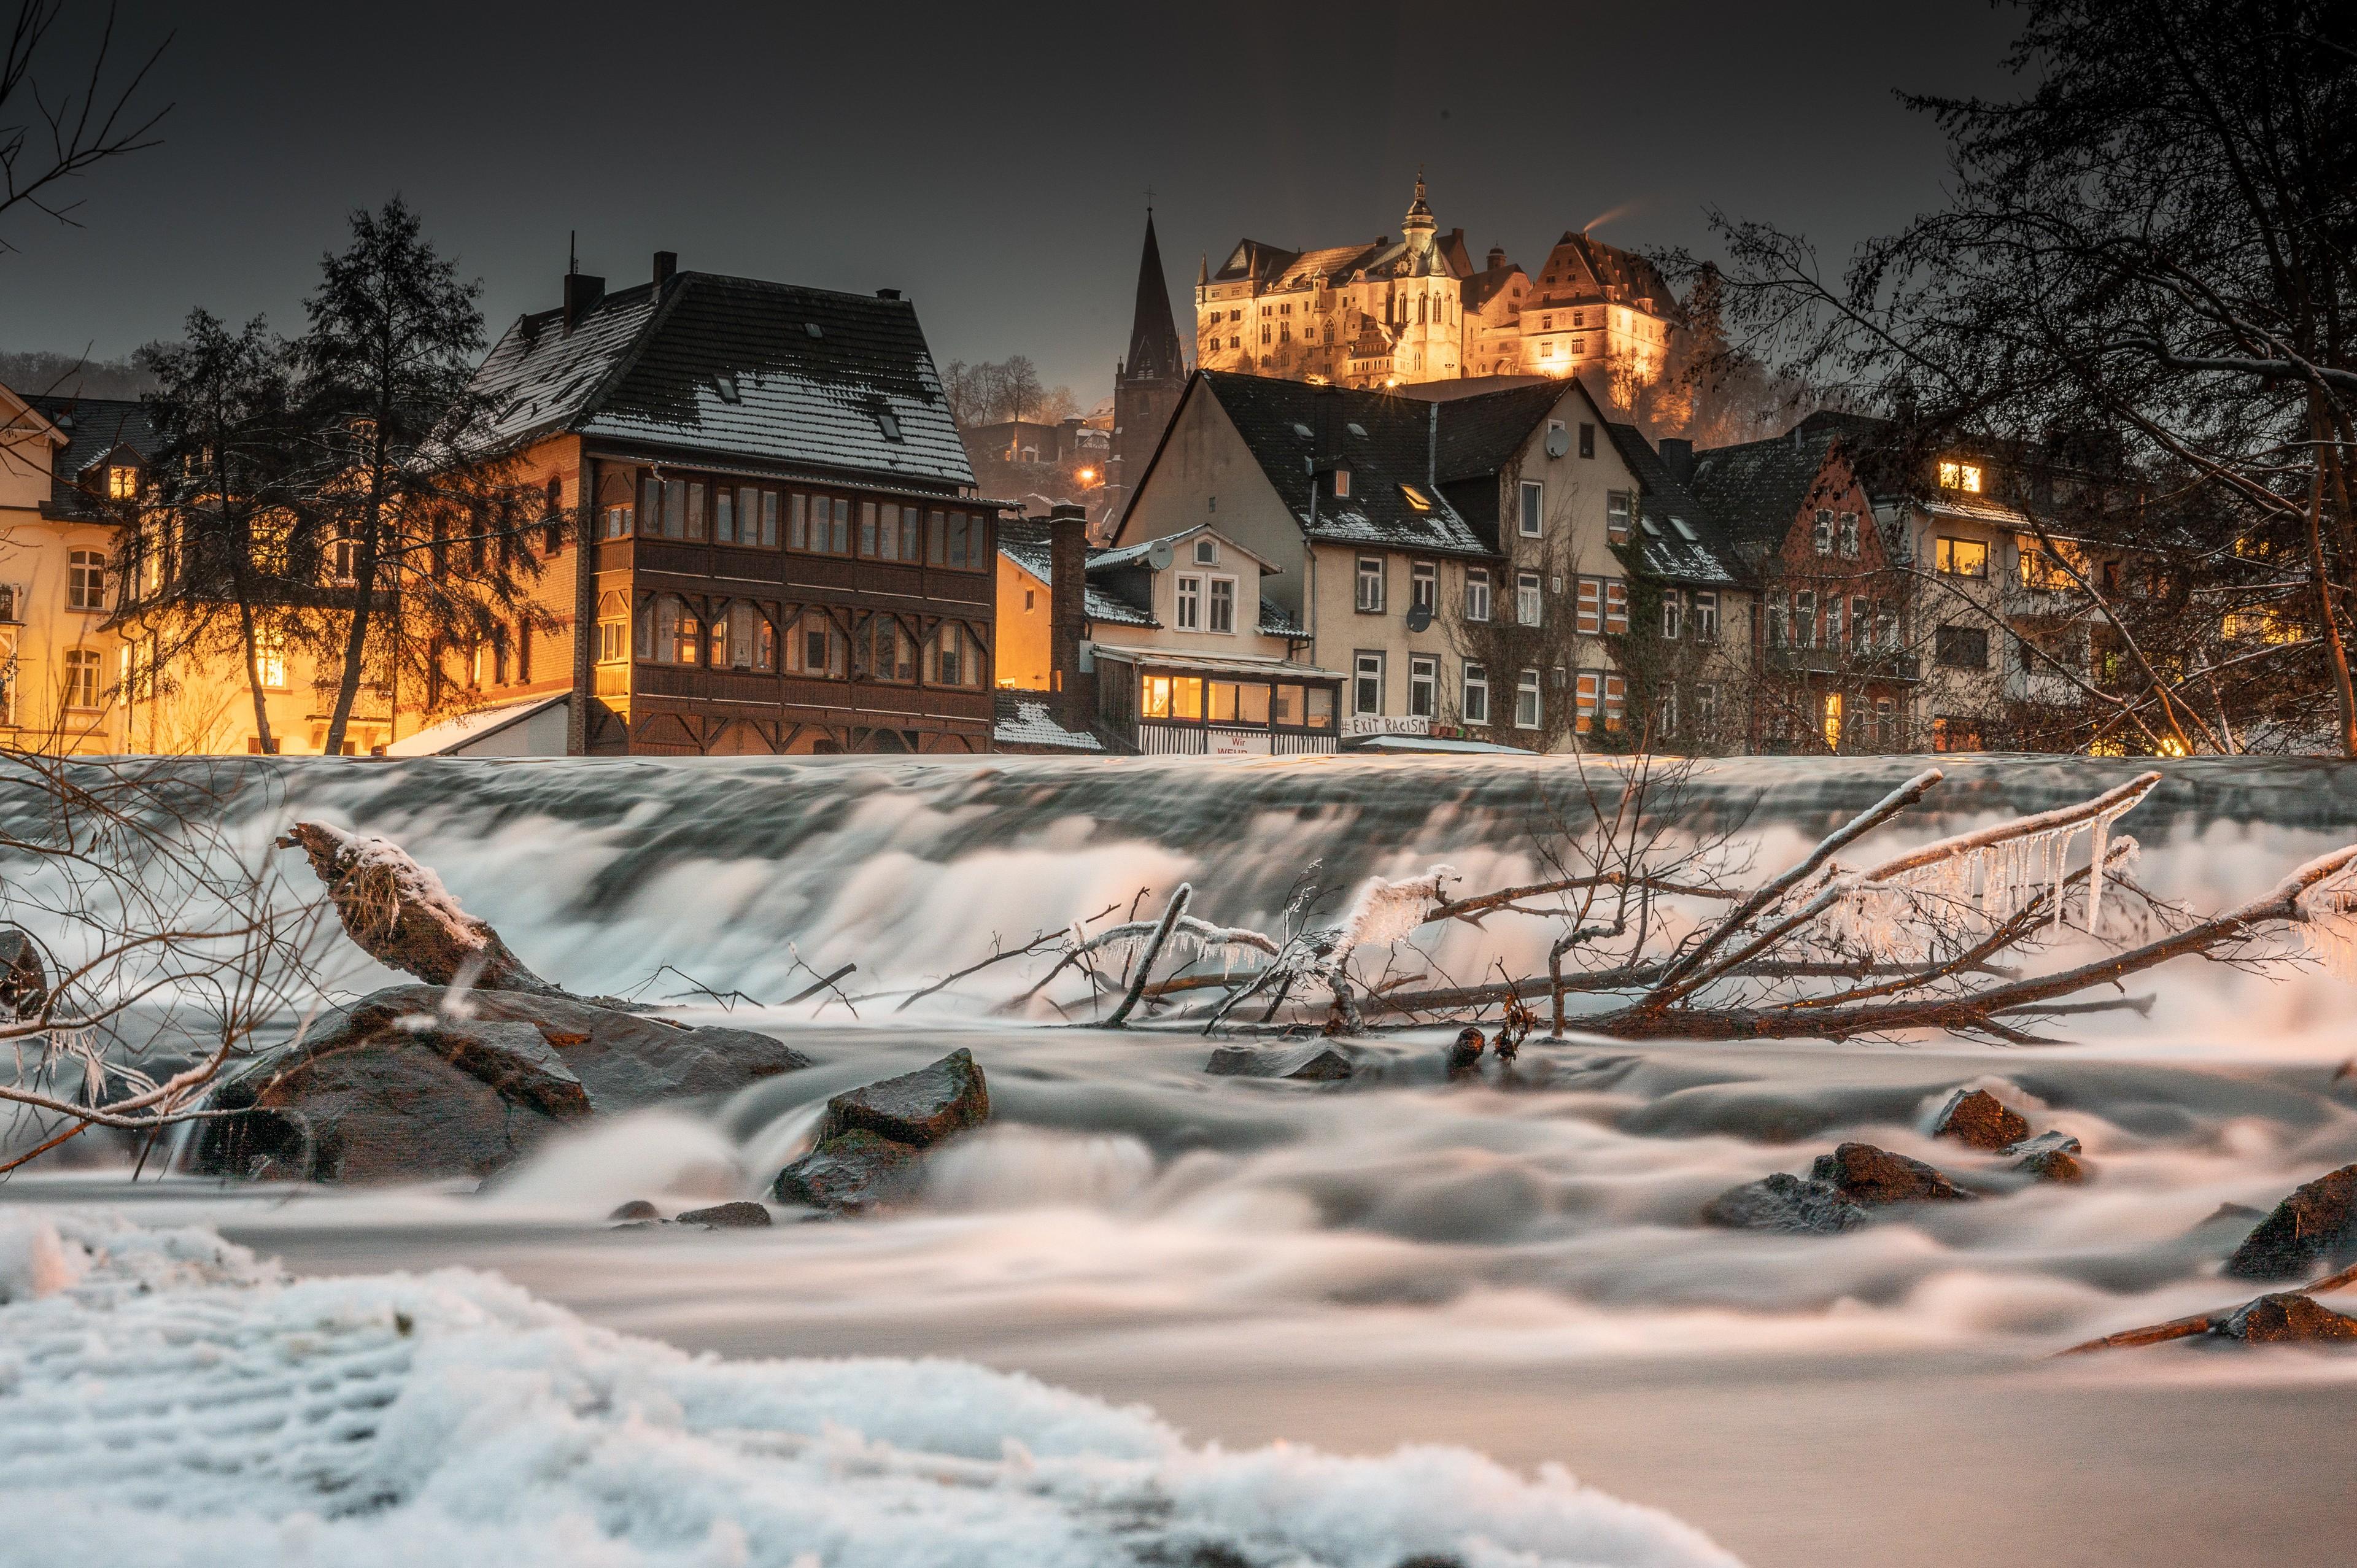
(1124, 209), (1186, 384)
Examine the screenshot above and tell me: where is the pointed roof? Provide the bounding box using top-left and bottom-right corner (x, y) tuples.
(1124, 211), (1186, 384)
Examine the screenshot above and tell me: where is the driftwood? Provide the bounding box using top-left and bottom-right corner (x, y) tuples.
(281, 821), (554, 992)
(1002, 762), (2357, 1043)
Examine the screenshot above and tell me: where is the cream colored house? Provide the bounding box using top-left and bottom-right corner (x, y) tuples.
(0, 384), (138, 754)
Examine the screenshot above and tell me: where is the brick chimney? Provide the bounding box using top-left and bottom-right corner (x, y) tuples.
(1047, 503), (1092, 729)
(652, 250), (677, 287)
(1658, 437), (1695, 482)
(562, 271), (605, 335)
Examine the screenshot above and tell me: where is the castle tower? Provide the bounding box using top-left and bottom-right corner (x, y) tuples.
(1107, 209), (1187, 530)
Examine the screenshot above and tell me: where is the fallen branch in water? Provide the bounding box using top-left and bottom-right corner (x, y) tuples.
(2056, 1258), (2357, 1356)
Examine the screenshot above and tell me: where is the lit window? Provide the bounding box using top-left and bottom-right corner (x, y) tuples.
(1401, 484), (1433, 512)
(63, 649), (99, 710)
(1939, 461), (1984, 493)
(1333, 469), (1351, 498)
(106, 465), (138, 500)
(1822, 692), (1844, 751)
(253, 628), (288, 690)
(1935, 537), (1989, 578)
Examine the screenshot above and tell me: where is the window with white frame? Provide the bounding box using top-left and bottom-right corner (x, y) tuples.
(1695, 591), (1719, 641)
(1606, 491), (1632, 546)
(1604, 579), (1628, 634)
(1353, 651), (1384, 714)
(1514, 669), (1541, 729)
(1175, 574), (1202, 630)
(1464, 568), (1491, 622)
(1519, 481), (1543, 538)
(1461, 661), (1488, 724)
(62, 648), (100, 710)
(1410, 561), (1437, 616)
(1355, 555), (1384, 612)
(253, 627), (288, 690)
(1194, 536), (1218, 565)
(67, 550), (107, 612)
(1207, 577), (1236, 634)
(1517, 571), (1542, 626)
(1812, 509), (1833, 555)
(1408, 655), (1436, 718)
(1838, 512), (1860, 558)
(1333, 469), (1352, 498)
(1662, 589), (1684, 640)
(1658, 684), (1679, 737)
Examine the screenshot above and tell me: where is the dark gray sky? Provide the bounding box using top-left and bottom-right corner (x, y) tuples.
(2, 0), (2023, 403)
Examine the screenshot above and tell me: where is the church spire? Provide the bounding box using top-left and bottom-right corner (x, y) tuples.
(1124, 209), (1186, 384)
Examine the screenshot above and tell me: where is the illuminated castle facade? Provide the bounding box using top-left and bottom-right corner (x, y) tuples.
(1193, 176), (1676, 391)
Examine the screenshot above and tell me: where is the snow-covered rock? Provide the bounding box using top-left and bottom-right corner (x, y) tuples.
(2223, 1162), (2357, 1281)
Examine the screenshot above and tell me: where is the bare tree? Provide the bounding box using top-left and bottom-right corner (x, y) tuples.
(0, 750), (326, 1172)
(0, 0), (167, 253)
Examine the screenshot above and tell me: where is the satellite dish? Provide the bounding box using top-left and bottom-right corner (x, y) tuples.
(1405, 603), (1434, 633)
(1544, 424), (1572, 458)
(1146, 539), (1177, 571)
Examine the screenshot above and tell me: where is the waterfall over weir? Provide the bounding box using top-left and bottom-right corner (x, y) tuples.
(168, 749), (2357, 1016)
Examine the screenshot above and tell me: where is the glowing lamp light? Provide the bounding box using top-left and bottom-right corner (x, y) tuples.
(1077, 468), (1097, 484)
(2157, 736), (2189, 757)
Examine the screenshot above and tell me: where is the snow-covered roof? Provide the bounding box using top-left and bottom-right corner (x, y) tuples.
(385, 692), (570, 757)
(992, 692), (1102, 751)
(469, 272), (973, 490)
(995, 528), (1159, 627)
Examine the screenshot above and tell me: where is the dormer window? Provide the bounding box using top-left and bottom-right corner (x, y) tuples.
(1333, 469), (1351, 498)
(1939, 460), (1984, 493)
(106, 465), (139, 500)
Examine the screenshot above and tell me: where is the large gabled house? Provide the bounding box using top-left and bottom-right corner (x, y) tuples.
(460, 253), (1001, 755)
(1113, 370), (1507, 751)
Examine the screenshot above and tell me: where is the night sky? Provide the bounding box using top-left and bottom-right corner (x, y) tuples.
(2, 0), (2023, 403)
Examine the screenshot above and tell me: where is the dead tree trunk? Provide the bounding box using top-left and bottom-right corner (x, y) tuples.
(281, 821), (555, 992)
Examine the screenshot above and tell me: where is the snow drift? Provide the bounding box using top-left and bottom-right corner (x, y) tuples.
(0, 1210), (1740, 1568)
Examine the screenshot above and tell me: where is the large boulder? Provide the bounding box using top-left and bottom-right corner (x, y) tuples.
(193, 985), (810, 1184)
(774, 1050), (993, 1214)
(1811, 1142), (1973, 1206)
(1204, 1042), (1358, 1082)
(2223, 1164), (2357, 1281)
(1932, 1088), (2030, 1150)
(1701, 1172), (1870, 1235)
(2210, 1292), (2357, 1345)
(773, 1128), (927, 1213)
(816, 1047), (989, 1148)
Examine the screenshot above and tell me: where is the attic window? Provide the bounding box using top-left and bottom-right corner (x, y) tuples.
(1345, 422), (1368, 439)
(106, 464), (139, 500)
(804, 322), (826, 339)
(1293, 422), (1314, 439)
(1400, 484), (1432, 512)
(1670, 517), (1697, 541)
(1640, 516), (1663, 536)
(714, 373), (740, 403)
(876, 409), (903, 442)
(1333, 469), (1352, 498)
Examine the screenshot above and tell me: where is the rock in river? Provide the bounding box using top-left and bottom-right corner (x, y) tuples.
(193, 984), (810, 1185)
(2005, 1130), (2086, 1183)
(1811, 1142), (1973, 1206)
(1701, 1172), (1871, 1235)
(1204, 1042), (1358, 1082)
(773, 1049), (995, 1214)
(675, 1200), (773, 1229)
(2210, 1292), (2357, 1345)
(1932, 1087), (2031, 1150)
(2223, 1163), (2357, 1281)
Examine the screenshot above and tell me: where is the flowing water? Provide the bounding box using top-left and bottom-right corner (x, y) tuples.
(8, 752), (2357, 1566)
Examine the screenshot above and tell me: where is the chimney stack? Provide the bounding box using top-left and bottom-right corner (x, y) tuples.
(652, 250), (678, 287)
(1047, 504), (1092, 730)
(1658, 437), (1694, 482)
(562, 271), (606, 335)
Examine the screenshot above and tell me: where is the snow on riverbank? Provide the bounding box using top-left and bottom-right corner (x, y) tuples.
(0, 1210), (1740, 1568)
